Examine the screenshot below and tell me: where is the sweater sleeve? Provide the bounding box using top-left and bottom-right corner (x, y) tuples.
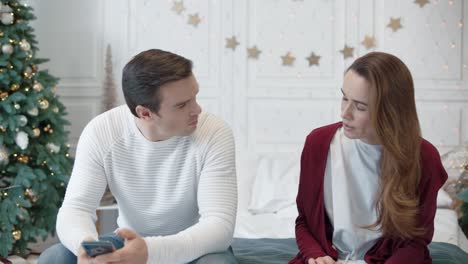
(295, 135), (328, 262)
(383, 144), (448, 264)
(144, 122), (237, 263)
(56, 120), (108, 254)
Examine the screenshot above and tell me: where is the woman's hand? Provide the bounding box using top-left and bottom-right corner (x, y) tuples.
(308, 256), (338, 264)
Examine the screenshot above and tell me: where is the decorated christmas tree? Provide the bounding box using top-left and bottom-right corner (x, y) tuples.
(0, 0), (72, 257)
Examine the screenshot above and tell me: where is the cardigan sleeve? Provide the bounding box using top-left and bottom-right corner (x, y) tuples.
(294, 135), (328, 261)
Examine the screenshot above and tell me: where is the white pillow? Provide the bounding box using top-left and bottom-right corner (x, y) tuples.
(436, 189), (453, 208)
(236, 153), (258, 212)
(248, 153), (300, 214)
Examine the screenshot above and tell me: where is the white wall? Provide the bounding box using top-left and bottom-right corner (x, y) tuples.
(29, 0), (468, 156)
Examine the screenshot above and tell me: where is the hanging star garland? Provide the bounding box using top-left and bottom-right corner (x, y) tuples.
(414, 0), (430, 8)
(225, 36), (240, 50)
(387, 17), (402, 32)
(306, 52), (321, 66)
(188, 13), (201, 27)
(361, 35), (376, 50)
(340, 45), (354, 59)
(281, 52), (295, 66)
(247, 46), (261, 59)
(171, 0), (186, 15)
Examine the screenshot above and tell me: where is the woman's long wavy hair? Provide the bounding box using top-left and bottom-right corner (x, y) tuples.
(347, 52), (424, 239)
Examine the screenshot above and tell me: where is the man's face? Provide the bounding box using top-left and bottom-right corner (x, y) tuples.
(152, 74), (202, 137)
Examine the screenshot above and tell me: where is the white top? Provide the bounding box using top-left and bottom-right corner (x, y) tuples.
(324, 127), (382, 261)
(56, 105), (237, 264)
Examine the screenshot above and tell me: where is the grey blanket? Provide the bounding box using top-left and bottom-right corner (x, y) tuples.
(232, 238), (468, 264)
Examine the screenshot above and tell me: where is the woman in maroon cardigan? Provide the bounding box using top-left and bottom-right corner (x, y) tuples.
(290, 52), (447, 264)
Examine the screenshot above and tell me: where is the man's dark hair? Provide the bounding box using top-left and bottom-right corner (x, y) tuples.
(122, 49), (193, 116)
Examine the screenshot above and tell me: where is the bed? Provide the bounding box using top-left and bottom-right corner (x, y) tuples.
(233, 152), (468, 263)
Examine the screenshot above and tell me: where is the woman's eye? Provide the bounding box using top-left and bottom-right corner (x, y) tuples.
(356, 104), (367, 111)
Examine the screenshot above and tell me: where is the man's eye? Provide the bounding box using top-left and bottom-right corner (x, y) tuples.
(178, 103), (186, 108)
(342, 97), (348, 101)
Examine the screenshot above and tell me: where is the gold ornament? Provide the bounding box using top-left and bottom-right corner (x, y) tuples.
(0, 92), (8, 101)
(12, 229), (21, 241)
(33, 82), (43, 92)
(14, 103), (20, 109)
(17, 154), (29, 164)
(171, 0), (185, 15)
(43, 124), (52, 133)
(10, 83), (19, 91)
(247, 46), (261, 59)
(414, 0), (429, 8)
(19, 39), (31, 51)
(23, 70), (33, 79)
(38, 98), (49, 109)
(24, 188), (33, 197)
(51, 86), (57, 94)
(306, 52), (321, 66)
(188, 13), (201, 27)
(52, 106), (59, 113)
(340, 45), (355, 59)
(7, 63), (13, 69)
(0, 32), (3, 37)
(32, 128), (40, 137)
(387, 17), (402, 32)
(281, 52), (295, 66)
(361, 35), (376, 50)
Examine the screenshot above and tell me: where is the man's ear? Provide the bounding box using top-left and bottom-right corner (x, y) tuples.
(135, 105), (153, 120)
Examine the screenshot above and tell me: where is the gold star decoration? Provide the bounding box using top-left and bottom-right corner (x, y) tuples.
(306, 52), (321, 66)
(188, 13), (201, 27)
(225, 36), (240, 50)
(340, 45), (354, 59)
(361, 35), (376, 50)
(387, 17), (402, 32)
(247, 46), (261, 59)
(171, 0), (186, 15)
(281, 52), (295, 66)
(414, 0), (430, 8)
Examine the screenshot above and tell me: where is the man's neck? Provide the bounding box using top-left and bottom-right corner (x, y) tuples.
(134, 117), (170, 142)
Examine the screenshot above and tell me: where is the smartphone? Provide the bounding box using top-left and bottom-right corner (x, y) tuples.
(81, 240), (115, 257)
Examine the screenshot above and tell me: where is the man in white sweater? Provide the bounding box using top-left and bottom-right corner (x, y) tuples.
(38, 49), (238, 264)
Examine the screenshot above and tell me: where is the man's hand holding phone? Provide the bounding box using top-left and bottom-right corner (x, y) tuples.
(78, 236), (114, 264)
(79, 228), (148, 264)
(81, 240), (115, 257)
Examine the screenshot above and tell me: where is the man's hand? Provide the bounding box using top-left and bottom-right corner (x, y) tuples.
(77, 237), (96, 264)
(308, 256), (339, 264)
(94, 228), (148, 264)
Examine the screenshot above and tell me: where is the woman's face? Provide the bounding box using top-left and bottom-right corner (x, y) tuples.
(340, 70), (379, 145)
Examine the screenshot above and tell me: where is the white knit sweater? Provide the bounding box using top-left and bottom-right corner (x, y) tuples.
(57, 105), (237, 263)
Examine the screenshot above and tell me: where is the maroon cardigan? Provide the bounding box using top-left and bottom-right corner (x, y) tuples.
(289, 122), (448, 264)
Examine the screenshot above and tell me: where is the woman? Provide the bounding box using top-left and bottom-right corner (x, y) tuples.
(290, 52), (447, 264)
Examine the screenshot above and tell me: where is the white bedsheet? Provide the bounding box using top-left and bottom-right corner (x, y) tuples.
(234, 207), (468, 253)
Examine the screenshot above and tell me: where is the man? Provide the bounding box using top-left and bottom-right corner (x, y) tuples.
(39, 49), (238, 264)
